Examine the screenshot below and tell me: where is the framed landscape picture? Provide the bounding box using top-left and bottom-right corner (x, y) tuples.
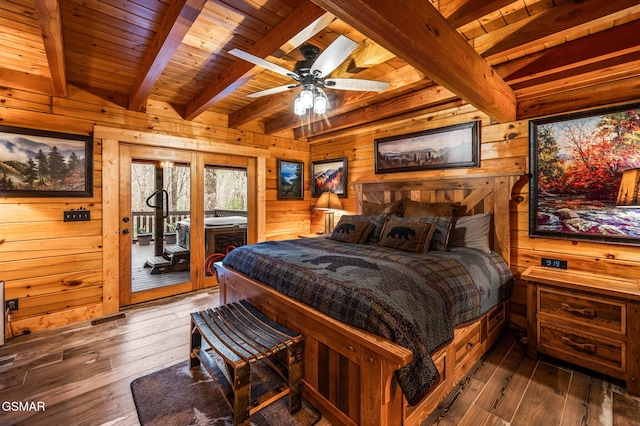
(311, 158), (347, 198)
(277, 159), (304, 200)
(0, 126), (93, 197)
(529, 102), (640, 245)
(374, 121), (480, 174)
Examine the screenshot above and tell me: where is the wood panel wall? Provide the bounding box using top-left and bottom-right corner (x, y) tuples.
(309, 103), (640, 331)
(3, 82), (640, 336)
(0, 85), (310, 334)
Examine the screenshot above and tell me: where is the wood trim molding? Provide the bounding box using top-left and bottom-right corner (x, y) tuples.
(93, 125), (270, 158)
(97, 125), (269, 313)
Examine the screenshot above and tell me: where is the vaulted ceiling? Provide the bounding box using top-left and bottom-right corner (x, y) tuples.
(2, 0), (640, 142)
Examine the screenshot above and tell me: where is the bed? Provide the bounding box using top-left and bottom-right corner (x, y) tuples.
(215, 174), (523, 426)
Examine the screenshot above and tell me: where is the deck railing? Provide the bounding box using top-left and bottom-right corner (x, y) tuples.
(131, 209), (247, 239)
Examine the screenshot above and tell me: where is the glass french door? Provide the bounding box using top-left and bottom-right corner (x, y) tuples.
(119, 145), (196, 306)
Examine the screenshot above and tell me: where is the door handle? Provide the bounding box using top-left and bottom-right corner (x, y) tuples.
(123, 229), (130, 235)
(145, 189), (169, 219)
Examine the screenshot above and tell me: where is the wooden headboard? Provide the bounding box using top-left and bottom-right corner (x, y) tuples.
(351, 173), (524, 266)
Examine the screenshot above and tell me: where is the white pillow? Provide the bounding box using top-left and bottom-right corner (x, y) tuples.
(449, 212), (491, 253)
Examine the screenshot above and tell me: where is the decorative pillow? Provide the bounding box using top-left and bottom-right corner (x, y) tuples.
(399, 215), (454, 251)
(349, 214), (388, 243)
(362, 199), (403, 216)
(378, 219), (435, 253)
(401, 199), (461, 218)
(449, 212), (492, 253)
(329, 216), (375, 244)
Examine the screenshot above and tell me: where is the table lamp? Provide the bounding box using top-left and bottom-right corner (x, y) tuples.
(314, 192), (343, 234)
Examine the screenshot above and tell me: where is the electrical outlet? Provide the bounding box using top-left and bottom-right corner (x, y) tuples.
(64, 209), (91, 222)
(5, 299), (18, 312)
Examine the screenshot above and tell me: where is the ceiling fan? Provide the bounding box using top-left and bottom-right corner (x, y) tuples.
(228, 35), (389, 115)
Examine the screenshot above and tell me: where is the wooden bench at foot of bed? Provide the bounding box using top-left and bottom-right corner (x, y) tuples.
(215, 263), (508, 426)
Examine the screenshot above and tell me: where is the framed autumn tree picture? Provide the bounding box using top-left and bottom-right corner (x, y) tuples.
(529, 102), (640, 244)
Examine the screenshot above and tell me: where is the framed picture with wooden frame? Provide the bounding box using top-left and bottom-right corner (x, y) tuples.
(0, 125), (93, 197)
(529, 102), (640, 245)
(374, 120), (480, 174)
(311, 158), (348, 198)
(277, 159), (304, 200)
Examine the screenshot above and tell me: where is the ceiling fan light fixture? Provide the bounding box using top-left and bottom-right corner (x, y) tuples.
(294, 96), (306, 115)
(300, 88), (314, 109)
(313, 91), (327, 114)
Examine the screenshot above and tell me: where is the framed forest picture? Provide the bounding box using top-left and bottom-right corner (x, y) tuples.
(529, 102), (640, 245)
(0, 126), (93, 197)
(277, 159), (303, 200)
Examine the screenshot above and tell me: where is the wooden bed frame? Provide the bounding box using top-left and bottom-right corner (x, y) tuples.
(215, 173), (523, 425)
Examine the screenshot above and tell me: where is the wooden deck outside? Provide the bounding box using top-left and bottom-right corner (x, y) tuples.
(131, 242), (191, 293)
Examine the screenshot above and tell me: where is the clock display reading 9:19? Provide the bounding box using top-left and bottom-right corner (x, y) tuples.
(541, 257), (567, 269)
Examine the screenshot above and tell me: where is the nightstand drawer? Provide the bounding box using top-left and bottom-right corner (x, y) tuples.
(538, 288), (625, 335)
(538, 322), (625, 372)
(454, 320), (481, 365)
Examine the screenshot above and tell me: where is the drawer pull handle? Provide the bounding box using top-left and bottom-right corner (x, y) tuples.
(561, 336), (595, 353)
(561, 303), (595, 318)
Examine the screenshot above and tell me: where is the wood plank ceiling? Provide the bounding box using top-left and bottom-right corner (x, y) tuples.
(1, 0), (640, 142)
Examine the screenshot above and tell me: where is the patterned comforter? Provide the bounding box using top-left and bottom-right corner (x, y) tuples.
(222, 237), (513, 405)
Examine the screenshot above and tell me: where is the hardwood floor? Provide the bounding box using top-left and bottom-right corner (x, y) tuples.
(424, 333), (640, 426)
(1, 290), (639, 425)
(0, 288), (221, 425)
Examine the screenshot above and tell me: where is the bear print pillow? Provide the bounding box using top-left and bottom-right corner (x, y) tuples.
(329, 216), (375, 244)
(378, 219), (435, 252)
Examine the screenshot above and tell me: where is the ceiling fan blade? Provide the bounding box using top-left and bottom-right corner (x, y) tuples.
(310, 35), (358, 77)
(247, 84), (299, 98)
(324, 78), (389, 92)
(228, 48), (296, 79)
(282, 13), (336, 53)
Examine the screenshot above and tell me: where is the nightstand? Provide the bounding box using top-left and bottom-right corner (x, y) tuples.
(522, 265), (640, 396)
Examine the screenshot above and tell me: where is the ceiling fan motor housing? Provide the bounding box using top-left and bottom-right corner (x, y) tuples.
(294, 44), (321, 76)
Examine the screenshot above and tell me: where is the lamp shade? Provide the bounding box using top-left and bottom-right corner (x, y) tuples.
(616, 168), (640, 207)
(315, 192), (343, 210)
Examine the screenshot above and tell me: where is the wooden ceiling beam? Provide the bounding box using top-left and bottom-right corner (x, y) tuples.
(331, 39), (395, 77)
(293, 85), (458, 139)
(229, 91), (297, 129)
(495, 20), (640, 85)
(180, 1), (328, 121)
(128, 0), (207, 112)
(475, 0), (640, 61)
(512, 55), (640, 100)
(0, 68), (56, 96)
(518, 76), (640, 120)
(311, 0), (516, 123)
(33, 0), (66, 97)
(305, 99), (467, 143)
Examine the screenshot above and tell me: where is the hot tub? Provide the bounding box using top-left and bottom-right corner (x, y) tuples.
(176, 216), (247, 257)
